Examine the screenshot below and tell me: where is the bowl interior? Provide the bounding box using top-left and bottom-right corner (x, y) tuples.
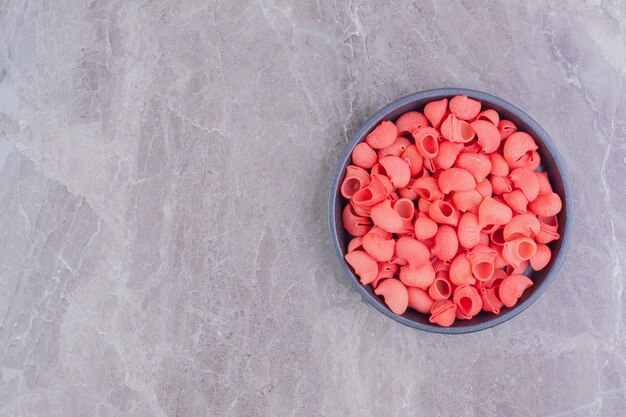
(329, 88), (572, 334)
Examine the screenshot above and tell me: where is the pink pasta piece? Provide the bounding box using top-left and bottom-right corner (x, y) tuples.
(440, 114), (476, 143)
(449, 95), (481, 120)
(530, 243), (551, 271)
(378, 155), (411, 188)
(431, 225), (459, 262)
(388, 191), (400, 203)
(377, 136), (412, 159)
(475, 109), (500, 126)
(489, 152), (510, 176)
(503, 132), (538, 166)
(394, 198), (416, 232)
(461, 141), (482, 154)
(400, 263), (436, 289)
(407, 287), (435, 314)
(506, 260), (529, 275)
(365, 120), (398, 149)
(432, 259), (451, 274)
(489, 227), (506, 247)
(342, 204), (372, 236)
(374, 278), (409, 315)
(428, 274), (454, 300)
(452, 189), (483, 213)
(498, 274), (533, 307)
(429, 299), (457, 327)
(435, 141), (464, 169)
(479, 286), (504, 314)
(479, 232), (490, 246)
(345, 250), (378, 284)
(490, 175), (513, 194)
(478, 197), (513, 227)
(502, 190), (529, 213)
(396, 111), (429, 135)
(413, 127), (440, 159)
(457, 212), (482, 249)
(479, 268), (507, 290)
(493, 250), (508, 269)
(497, 119), (517, 139)
(340, 165), (371, 199)
(536, 215), (560, 244)
(453, 285), (482, 317)
(509, 150), (541, 171)
(347, 236), (364, 253)
(438, 168), (477, 193)
(509, 168), (540, 202)
(417, 198), (431, 213)
(424, 98), (449, 128)
(414, 212), (438, 240)
(502, 237), (537, 268)
(398, 180), (419, 200)
(428, 200), (460, 226)
(351, 201), (371, 217)
(529, 192), (562, 217)
(401, 144), (424, 177)
(352, 142), (378, 169)
(450, 253), (476, 286)
(475, 178), (493, 198)
(536, 171), (553, 195)
(422, 157), (440, 173)
(395, 237), (430, 269)
(362, 230), (396, 262)
(503, 214), (540, 241)
(371, 262), (399, 289)
(467, 245), (498, 281)
(351, 173), (390, 207)
(370, 200), (409, 234)
(455, 152), (492, 183)
(471, 120), (501, 154)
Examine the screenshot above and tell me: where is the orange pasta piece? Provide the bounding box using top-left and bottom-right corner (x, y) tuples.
(450, 253), (476, 286)
(489, 152), (510, 176)
(414, 212), (438, 240)
(347, 236), (364, 252)
(471, 120), (501, 154)
(503, 214), (540, 241)
(395, 237), (430, 269)
(502, 237), (537, 268)
(440, 114), (476, 143)
(342, 204), (372, 236)
(428, 274), (453, 300)
(396, 111), (429, 135)
(458, 212), (482, 249)
(497, 119), (517, 139)
(452, 189), (483, 213)
(530, 243), (551, 271)
(401, 144), (424, 177)
(374, 278), (409, 315)
(423, 98), (449, 128)
(400, 263), (435, 289)
(413, 127), (440, 158)
(529, 192), (562, 217)
(377, 136), (411, 159)
(370, 200), (407, 233)
(467, 245), (498, 281)
(475, 109), (499, 126)
(503, 132), (538, 165)
(455, 152), (491, 183)
(431, 225), (459, 262)
(428, 200), (460, 226)
(536, 171), (553, 195)
(429, 299), (457, 327)
(362, 230), (396, 262)
(449, 95), (481, 120)
(475, 178), (493, 198)
(435, 141), (464, 169)
(371, 262), (399, 289)
(365, 120), (398, 149)
(478, 197), (513, 227)
(345, 251), (378, 284)
(438, 168), (477, 193)
(340, 166), (371, 199)
(490, 175), (513, 194)
(536, 215), (560, 244)
(502, 190), (529, 213)
(498, 274), (533, 307)
(509, 168), (540, 202)
(453, 285), (482, 317)
(407, 287), (435, 314)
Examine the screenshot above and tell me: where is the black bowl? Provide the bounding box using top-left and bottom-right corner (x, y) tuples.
(328, 88), (572, 334)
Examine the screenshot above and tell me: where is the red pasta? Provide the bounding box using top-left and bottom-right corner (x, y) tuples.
(340, 97), (563, 326)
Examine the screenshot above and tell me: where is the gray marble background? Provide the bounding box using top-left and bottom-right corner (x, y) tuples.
(0, 1), (624, 416)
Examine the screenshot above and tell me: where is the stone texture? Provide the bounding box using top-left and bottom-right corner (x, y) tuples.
(0, 1), (624, 416)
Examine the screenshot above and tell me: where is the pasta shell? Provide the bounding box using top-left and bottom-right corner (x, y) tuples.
(352, 174), (389, 207)
(374, 278), (409, 315)
(490, 175), (513, 194)
(370, 169), (395, 194)
(475, 178), (493, 198)
(455, 153), (492, 183)
(365, 120), (398, 149)
(398, 180), (419, 200)
(502, 237), (537, 268)
(379, 155), (411, 188)
(377, 136), (411, 159)
(489, 153), (510, 176)
(529, 192), (563, 217)
(428, 200), (460, 226)
(440, 114), (476, 143)
(536, 171), (553, 195)
(340, 165), (371, 199)
(449, 95), (481, 120)
(450, 253), (476, 286)
(471, 120), (501, 154)
(344, 250), (378, 284)
(457, 212), (482, 249)
(399, 263), (435, 289)
(428, 274), (454, 301)
(394, 198), (416, 232)
(432, 259), (451, 274)
(503, 132), (538, 165)
(371, 262), (399, 289)
(407, 287), (435, 314)
(438, 168), (477, 193)
(478, 197), (513, 227)
(497, 119), (517, 139)
(418, 236), (436, 250)
(510, 168), (540, 202)
(388, 191), (400, 203)
(369, 226), (392, 239)
(414, 212), (438, 240)
(498, 274), (533, 308)
(347, 236), (364, 253)
(429, 299), (457, 327)
(362, 231), (396, 262)
(461, 141), (482, 154)
(530, 243), (551, 271)
(467, 245), (498, 281)
(479, 287), (504, 315)
(536, 215), (560, 244)
(422, 157), (440, 173)
(477, 268), (506, 290)
(489, 227), (506, 247)
(352, 142), (378, 169)
(494, 251), (508, 269)
(504, 214), (541, 241)
(506, 260), (529, 275)
(395, 237), (430, 269)
(351, 201), (371, 217)
(413, 127), (440, 158)
(502, 190), (529, 213)
(342, 204), (372, 236)
(401, 144), (424, 177)
(435, 141), (464, 169)
(431, 225), (459, 262)
(481, 223), (499, 234)
(370, 200), (406, 233)
(396, 111), (429, 135)
(424, 98), (448, 128)
(476, 109), (500, 126)
(390, 256), (408, 267)
(509, 150), (541, 171)
(453, 285), (482, 317)
(417, 198), (431, 213)
(452, 190), (483, 213)
(479, 232), (490, 246)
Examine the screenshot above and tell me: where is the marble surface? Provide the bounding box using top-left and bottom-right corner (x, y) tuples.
(0, 1), (624, 416)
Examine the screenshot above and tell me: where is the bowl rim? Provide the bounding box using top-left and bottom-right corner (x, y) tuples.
(328, 88), (573, 334)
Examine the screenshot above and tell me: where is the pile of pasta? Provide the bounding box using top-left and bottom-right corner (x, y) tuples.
(341, 96), (562, 327)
